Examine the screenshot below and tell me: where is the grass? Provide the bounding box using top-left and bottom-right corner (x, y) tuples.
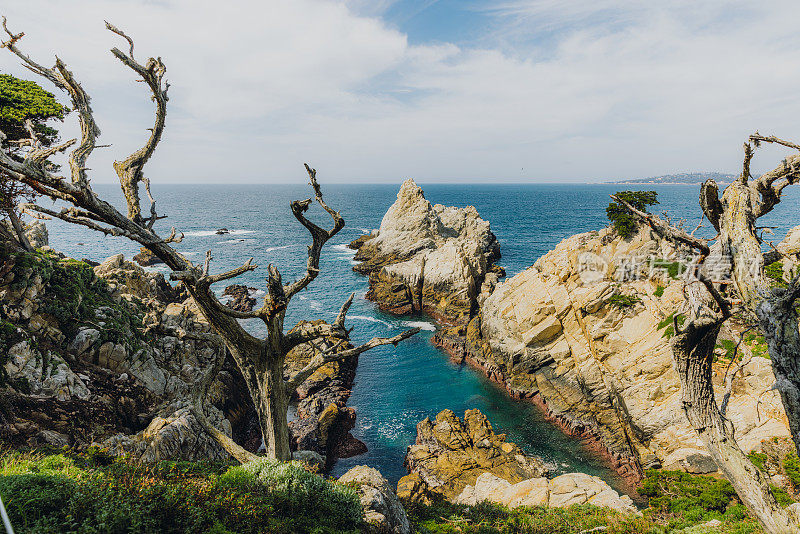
(0, 449), (362, 533)
(0, 451), (781, 534)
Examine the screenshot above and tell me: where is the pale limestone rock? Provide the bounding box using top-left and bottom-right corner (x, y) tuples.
(352, 179), (500, 320)
(456, 471), (637, 514)
(472, 224), (790, 474)
(339, 466), (410, 534)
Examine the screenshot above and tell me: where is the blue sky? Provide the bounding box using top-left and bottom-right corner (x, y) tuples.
(2, 1), (800, 183)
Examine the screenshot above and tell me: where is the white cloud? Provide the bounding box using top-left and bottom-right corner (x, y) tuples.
(2, 0), (800, 183)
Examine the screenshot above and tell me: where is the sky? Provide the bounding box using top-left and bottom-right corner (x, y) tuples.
(2, 0), (800, 184)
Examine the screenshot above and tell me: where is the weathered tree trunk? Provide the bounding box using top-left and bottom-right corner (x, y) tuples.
(672, 284), (795, 533)
(0, 20), (421, 466)
(257, 360), (292, 461)
(7, 209), (32, 252)
(718, 181), (800, 454)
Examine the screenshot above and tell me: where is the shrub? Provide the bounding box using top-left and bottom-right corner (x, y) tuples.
(608, 294), (641, 309)
(220, 458), (362, 529)
(653, 285), (665, 298)
(606, 190), (659, 239)
(639, 470), (737, 516)
(0, 451), (362, 534)
(783, 453), (800, 489)
(765, 261), (787, 288)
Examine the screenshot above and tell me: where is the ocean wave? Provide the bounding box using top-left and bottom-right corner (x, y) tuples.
(265, 244), (298, 253)
(183, 229), (255, 237)
(348, 315), (395, 329)
(401, 320), (436, 331)
(331, 243), (355, 254)
(220, 238), (254, 244)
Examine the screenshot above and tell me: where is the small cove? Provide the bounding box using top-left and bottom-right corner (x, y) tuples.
(45, 183), (800, 499)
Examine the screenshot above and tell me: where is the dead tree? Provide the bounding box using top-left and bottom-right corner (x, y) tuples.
(612, 132), (800, 532)
(0, 19), (419, 463)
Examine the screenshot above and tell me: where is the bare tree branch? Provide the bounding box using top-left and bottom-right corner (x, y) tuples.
(285, 327), (420, 393)
(283, 164), (345, 299)
(106, 21), (169, 224)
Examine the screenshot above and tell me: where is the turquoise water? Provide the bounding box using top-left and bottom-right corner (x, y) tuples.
(45, 183), (800, 495)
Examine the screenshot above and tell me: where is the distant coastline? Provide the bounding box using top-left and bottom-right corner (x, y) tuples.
(606, 171), (735, 185)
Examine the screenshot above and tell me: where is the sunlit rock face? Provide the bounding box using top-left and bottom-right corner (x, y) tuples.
(350, 179), (502, 323)
(462, 224), (791, 480)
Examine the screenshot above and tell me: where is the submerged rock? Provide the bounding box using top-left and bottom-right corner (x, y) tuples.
(350, 179), (502, 323)
(397, 409), (547, 503)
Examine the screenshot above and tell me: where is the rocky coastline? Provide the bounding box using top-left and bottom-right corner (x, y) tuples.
(351, 179), (792, 490)
(348, 178), (503, 325)
(0, 236), (360, 469)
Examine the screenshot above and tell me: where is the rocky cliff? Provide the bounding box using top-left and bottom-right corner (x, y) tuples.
(437, 225), (791, 482)
(350, 179), (502, 323)
(1, 240), (360, 467)
(397, 409), (637, 514)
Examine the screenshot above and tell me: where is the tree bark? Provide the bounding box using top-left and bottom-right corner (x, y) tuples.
(719, 180), (800, 455)
(672, 284), (795, 534)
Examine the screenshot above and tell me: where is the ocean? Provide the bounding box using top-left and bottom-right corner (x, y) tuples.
(44, 182), (800, 495)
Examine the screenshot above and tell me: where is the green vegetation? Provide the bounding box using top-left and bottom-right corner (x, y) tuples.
(652, 258), (686, 280)
(606, 190), (659, 239)
(783, 453), (800, 489)
(0, 450), (362, 534)
(0, 73), (67, 146)
(764, 261), (787, 289)
(6, 249), (146, 343)
(747, 452), (768, 472)
(654, 285), (665, 298)
(658, 312), (686, 338)
(638, 470), (761, 533)
(609, 294), (641, 309)
(0, 451), (783, 533)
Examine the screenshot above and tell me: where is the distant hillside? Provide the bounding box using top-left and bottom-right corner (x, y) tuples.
(608, 172), (736, 184)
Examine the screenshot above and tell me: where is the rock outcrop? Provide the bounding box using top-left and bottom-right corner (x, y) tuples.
(397, 409), (547, 503)
(0, 245), (250, 460)
(340, 466), (411, 534)
(222, 284), (257, 313)
(438, 225), (790, 481)
(1, 241), (361, 467)
(350, 179), (502, 323)
(456, 471), (638, 514)
(284, 322), (366, 464)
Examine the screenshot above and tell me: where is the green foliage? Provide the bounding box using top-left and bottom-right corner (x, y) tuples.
(654, 285), (665, 298)
(639, 470), (737, 516)
(8, 249), (146, 343)
(652, 258), (685, 280)
(747, 452), (768, 472)
(608, 294), (641, 309)
(770, 485), (795, 507)
(658, 313), (686, 338)
(783, 453), (800, 489)
(0, 451), (362, 534)
(220, 458), (362, 529)
(764, 261), (787, 288)
(606, 190), (659, 239)
(405, 500), (654, 534)
(0, 74), (67, 145)
(716, 339), (737, 362)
